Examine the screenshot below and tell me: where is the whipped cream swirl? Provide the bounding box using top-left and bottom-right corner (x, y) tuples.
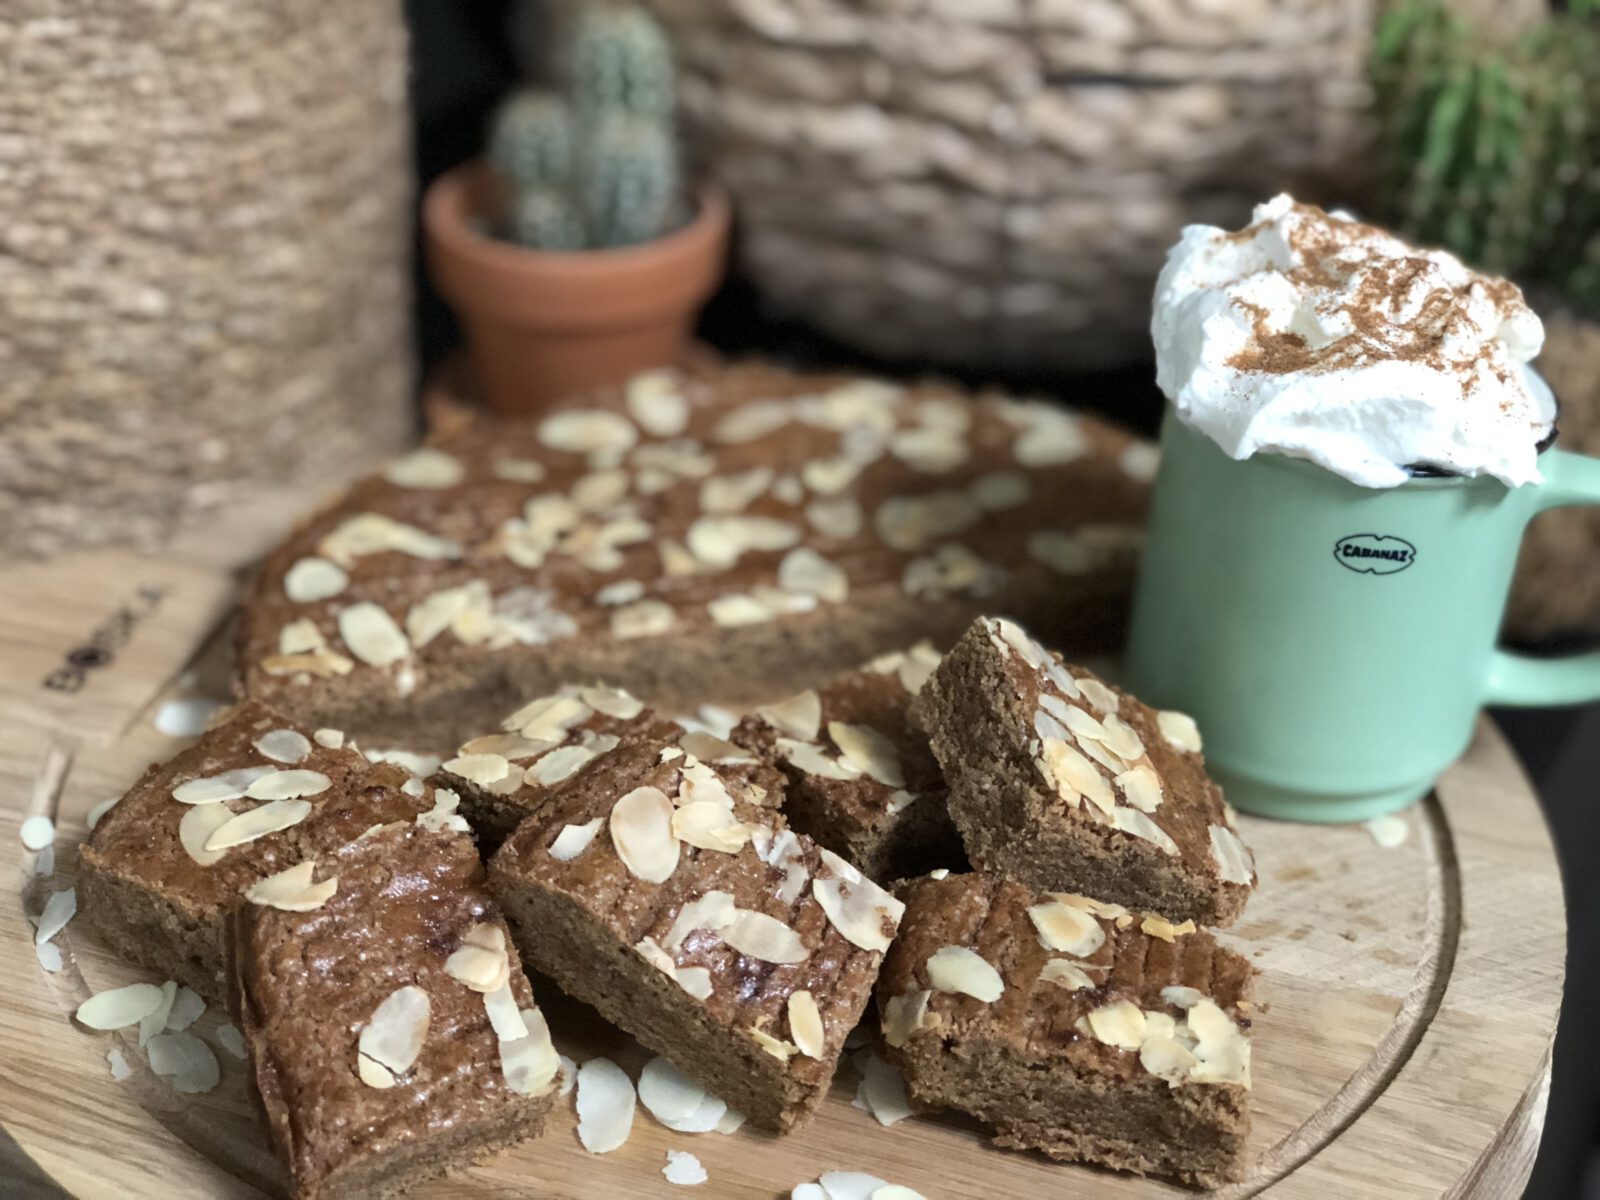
(1152, 193), (1552, 488)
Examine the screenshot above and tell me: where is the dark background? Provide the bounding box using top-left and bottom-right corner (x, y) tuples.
(407, 5), (1599, 1197)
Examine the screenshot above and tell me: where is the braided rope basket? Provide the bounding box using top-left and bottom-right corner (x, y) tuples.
(0, 0), (413, 558)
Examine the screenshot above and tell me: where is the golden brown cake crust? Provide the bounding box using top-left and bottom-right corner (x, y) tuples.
(79, 701), (436, 997)
(878, 873), (1254, 1187)
(231, 824), (553, 1199)
(915, 617), (1256, 926)
(236, 362), (1149, 750)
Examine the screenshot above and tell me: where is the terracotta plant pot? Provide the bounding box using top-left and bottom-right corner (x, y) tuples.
(423, 160), (730, 415)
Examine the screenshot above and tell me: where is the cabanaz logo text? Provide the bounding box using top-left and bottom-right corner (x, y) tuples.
(1333, 534), (1416, 575)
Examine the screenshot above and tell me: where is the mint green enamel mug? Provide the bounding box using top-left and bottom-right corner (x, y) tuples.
(1124, 409), (1600, 822)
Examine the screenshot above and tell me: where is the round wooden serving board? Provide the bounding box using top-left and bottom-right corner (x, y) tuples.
(0, 504), (1566, 1199)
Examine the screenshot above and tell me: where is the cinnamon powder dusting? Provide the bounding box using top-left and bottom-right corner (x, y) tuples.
(1221, 201), (1528, 397)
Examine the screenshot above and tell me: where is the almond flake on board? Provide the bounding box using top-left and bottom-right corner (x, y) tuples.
(638, 1055), (718, 1127)
(1365, 814), (1409, 849)
(610, 786), (680, 883)
(20, 815), (55, 851)
(33, 888), (76, 945)
(204, 799), (313, 851)
(663, 1150), (709, 1186)
(576, 1057), (638, 1153)
(924, 946), (1004, 1002)
(147, 1031), (221, 1094)
(855, 1051), (913, 1126)
(245, 860), (338, 912)
(358, 985), (431, 1087)
(626, 370), (690, 436)
(539, 409), (638, 457)
(77, 983), (166, 1031)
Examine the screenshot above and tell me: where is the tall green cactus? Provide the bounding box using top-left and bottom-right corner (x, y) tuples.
(1373, 0), (1600, 311)
(486, 3), (683, 252)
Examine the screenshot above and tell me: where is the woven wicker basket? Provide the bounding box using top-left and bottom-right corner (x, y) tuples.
(0, 0), (413, 558)
(650, 0), (1376, 370)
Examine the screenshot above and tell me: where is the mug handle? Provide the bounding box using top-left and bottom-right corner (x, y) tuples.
(1485, 448), (1600, 706)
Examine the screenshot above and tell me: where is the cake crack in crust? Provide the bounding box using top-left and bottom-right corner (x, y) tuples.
(732, 642), (965, 883)
(79, 702), (448, 998)
(878, 873), (1255, 1187)
(915, 617), (1257, 925)
(230, 823), (556, 1199)
(237, 364), (1151, 750)
(486, 718), (903, 1132)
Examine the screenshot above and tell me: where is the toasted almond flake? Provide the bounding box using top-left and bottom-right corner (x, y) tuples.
(252, 728), (311, 765)
(755, 691), (822, 741)
(788, 991), (825, 1059)
(882, 989), (939, 1048)
(20, 815), (55, 851)
(358, 1056), (397, 1088)
(777, 738), (860, 781)
(445, 923), (511, 994)
(778, 547), (849, 603)
(828, 722), (905, 788)
(639, 1056), (710, 1124)
(262, 649), (355, 678)
(502, 1007), (561, 1097)
(706, 593), (772, 627)
(1141, 914), (1197, 943)
(148, 1031), (221, 1094)
(484, 984), (527, 1046)
(443, 753), (512, 786)
(384, 448), (464, 489)
(528, 744), (600, 787)
(625, 370), (689, 436)
(244, 769), (331, 801)
(1084, 999), (1146, 1049)
(856, 1051), (913, 1126)
(214, 1023), (247, 1059)
(406, 581), (488, 647)
(750, 1027), (799, 1061)
(969, 469), (1031, 510)
(663, 1150), (708, 1186)
(86, 796), (120, 830)
(279, 617), (328, 655)
(805, 496), (864, 539)
(577, 1057), (637, 1153)
(359, 985), (431, 1082)
(597, 579), (645, 607)
(1184, 999), (1252, 1087)
(245, 860), (338, 912)
(687, 514), (802, 570)
(902, 543), (988, 596)
(1115, 764), (1163, 813)
(284, 556), (349, 603)
(139, 981), (178, 1047)
(171, 766), (275, 805)
(1157, 709), (1203, 752)
(1366, 814), (1409, 849)
(1161, 985), (1205, 1010)
(672, 802), (752, 853)
(612, 598), (677, 639)
(663, 891), (737, 954)
(503, 692), (592, 740)
(205, 799), (313, 851)
(813, 848), (903, 952)
(678, 731), (753, 764)
(700, 466), (774, 514)
(338, 602), (410, 667)
(540, 409), (637, 457)
(493, 456), (548, 484)
(611, 786), (680, 883)
(1039, 739), (1113, 811)
(581, 685), (645, 720)
(1100, 713), (1146, 761)
(758, 829), (812, 905)
(178, 804), (234, 865)
(874, 491), (981, 552)
(925, 945), (1004, 1002)
(550, 818), (605, 862)
(721, 910), (809, 964)
(1209, 824), (1255, 883)
(1078, 677), (1121, 714)
(1039, 959), (1095, 990)
(1013, 407), (1087, 466)
(166, 987), (205, 1032)
(34, 888), (75, 946)
(802, 454), (862, 495)
(1027, 898), (1106, 957)
(990, 616), (1051, 670)
(1063, 704), (1109, 742)
(78, 983), (166, 1030)
(1112, 807), (1180, 856)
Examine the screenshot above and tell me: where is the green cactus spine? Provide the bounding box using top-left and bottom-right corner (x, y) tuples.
(569, 4), (676, 126)
(510, 186), (586, 252)
(487, 91), (574, 193)
(581, 115), (681, 248)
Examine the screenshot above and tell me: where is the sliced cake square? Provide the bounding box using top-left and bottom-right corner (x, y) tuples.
(916, 617), (1255, 925)
(433, 683), (682, 847)
(79, 701), (454, 997)
(878, 872), (1254, 1187)
(486, 727), (903, 1132)
(732, 642), (962, 882)
(230, 822), (557, 1199)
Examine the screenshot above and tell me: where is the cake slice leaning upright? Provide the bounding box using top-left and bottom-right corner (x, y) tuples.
(487, 724), (903, 1132)
(915, 617), (1256, 925)
(230, 822), (559, 1199)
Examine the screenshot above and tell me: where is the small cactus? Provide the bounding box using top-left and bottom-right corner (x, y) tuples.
(510, 186), (586, 252)
(488, 91), (573, 192)
(581, 115), (681, 248)
(487, 4), (683, 252)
